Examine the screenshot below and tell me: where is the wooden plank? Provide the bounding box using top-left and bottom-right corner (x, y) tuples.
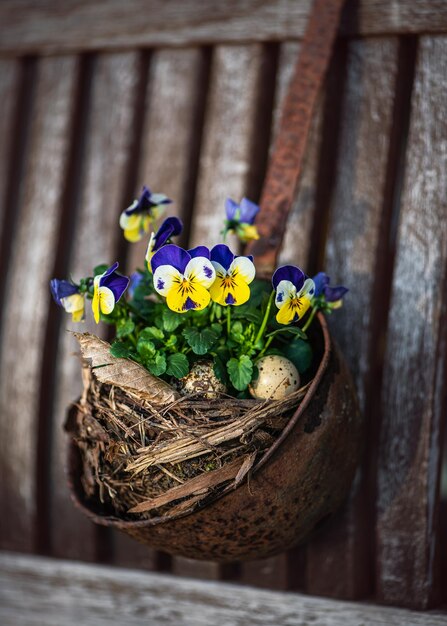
(305, 37), (399, 600)
(1, 1), (447, 55)
(376, 35), (447, 609)
(240, 42), (307, 591)
(0, 56), (78, 552)
(0, 553), (446, 626)
(127, 47), (205, 271)
(50, 52), (142, 562)
(0, 59), (20, 243)
(189, 44), (264, 249)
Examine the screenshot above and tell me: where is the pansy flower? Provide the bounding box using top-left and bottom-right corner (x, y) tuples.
(224, 197), (260, 242)
(313, 272), (348, 309)
(272, 265), (315, 325)
(119, 186), (172, 242)
(209, 244), (255, 306)
(145, 216), (183, 268)
(92, 263), (130, 324)
(50, 279), (85, 322)
(151, 244), (215, 313)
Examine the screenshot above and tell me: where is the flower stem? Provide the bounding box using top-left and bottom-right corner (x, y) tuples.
(253, 290), (275, 349)
(226, 305), (231, 336)
(302, 305), (318, 333)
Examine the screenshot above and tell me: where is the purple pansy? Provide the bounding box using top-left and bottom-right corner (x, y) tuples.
(50, 278), (85, 322)
(209, 244), (255, 306)
(120, 186), (172, 243)
(92, 262), (130, 324)
(151, 244), (215, 313)
(272, 265), (315, 325)
(313, 272), (348, 303)
(146, 217), (183, 266)
(224, 197), (260, 242)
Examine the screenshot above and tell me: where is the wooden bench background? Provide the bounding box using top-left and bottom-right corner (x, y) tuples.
(0, 0), (446, 614)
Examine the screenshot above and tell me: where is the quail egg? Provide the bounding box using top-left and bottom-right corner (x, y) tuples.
(177, 360), (227, 398)
(250, 355), (300, 400)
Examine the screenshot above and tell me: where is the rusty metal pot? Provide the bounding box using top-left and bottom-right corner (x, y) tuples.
(67, 312), (362, 562)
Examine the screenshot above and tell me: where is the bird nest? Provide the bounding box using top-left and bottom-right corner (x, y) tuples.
(67, 333), (312, 522)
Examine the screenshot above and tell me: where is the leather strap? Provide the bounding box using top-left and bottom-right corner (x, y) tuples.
(247, 0), (347, 277)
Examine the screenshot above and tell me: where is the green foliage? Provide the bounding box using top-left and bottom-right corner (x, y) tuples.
(110, 341), (132, 359)
(227, 355), (254, 391)
(182, 327), (219, 355)
(166, 353), (190, 378)
(162, 308), (184, 332)
(283, 337), (313, 373)
(116, 318), (135, 338)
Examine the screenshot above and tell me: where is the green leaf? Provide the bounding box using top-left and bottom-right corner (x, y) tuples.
(227, 355), (254, 391)
(93, 264), (109, 277)
(116, 318), (135, 339)
(110, 341), (132, 359)
(166, 353), (189, 378)
(210, 322), (223, 337)
(182, 327), (219, 355)
(139, 326), (164, 342)
(283, 337), (313, 373)
(145, 353), (167, 377)
(137, 339), (156, 361)
(162, 308), (184, 332)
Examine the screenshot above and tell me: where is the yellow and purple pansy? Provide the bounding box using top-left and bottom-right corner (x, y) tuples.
(313, 272), (348, 309)
(92, 263), (130, 324)
(224, 197), (260, 242)
(50, 279), (85, 322)
(272, 265), (315, 325)
(209, 244), (256, 306)
(120, 186), (172, 242)
(151, 244), (215, 313)
(145, 216), (183, 268)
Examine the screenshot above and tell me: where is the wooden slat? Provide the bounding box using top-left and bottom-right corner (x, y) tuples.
(121, 47), (208, 571)
(0, 59), (20, 242)
(241, 42), (309, 590)
(174, 44), (265, 579)
(1, 553), (446, 626)
(127, 47), (206, 271)
(189, 44), (264, 249)
(305, 37), (399, 599)
(1, 1), (447, 55)
(0, 56), (78, 552)
(376, 35), (447, 609)
(50, 52), (142, 562)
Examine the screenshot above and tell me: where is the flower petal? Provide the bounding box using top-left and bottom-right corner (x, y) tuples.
(276, 300), (298, 325)
(151, 244), (190, 275)
(50, 279), (78, 306)
(166, 280), (211, 313)
(275, 280), (296, 309)
(120, 211), (140, 229)
(210, 244), (234, 271)
(124, 226), (143, 242)
(98, 286), (115, 315)
(225, 198), (239, 220)
(188, 245), (210, 259)
(184, 256), (215, 288)
(145, 232), (156, 266)
(60, 293), (85, 322)
(100, 263), (129, 302)
(210, 273), (250, 306)
(313, 272), (329, 297)
(92, 277), (101, 324)
(272, 265), (305, 291)
(229, 256), (256, 284)
(239, 197), (259, 224)
(153, 217), (183, 251)
(153, 265), (182, 297)
(325, 284), (348, 302)
(298, 278), (316, 299)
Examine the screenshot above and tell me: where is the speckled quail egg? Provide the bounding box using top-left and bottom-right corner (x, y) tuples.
(250, 355), (301, 400)
(177, 360), (227, 399)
